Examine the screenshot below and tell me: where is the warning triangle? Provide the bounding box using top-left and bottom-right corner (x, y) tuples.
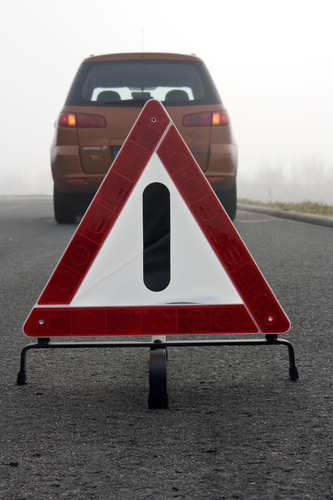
(23, 100), (290, 337)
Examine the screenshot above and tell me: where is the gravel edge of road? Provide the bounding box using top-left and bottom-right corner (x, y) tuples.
(238, 203), (333, 228)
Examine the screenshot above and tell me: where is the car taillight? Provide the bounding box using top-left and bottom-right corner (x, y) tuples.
(58, 113), (106, 128)
(183, 111), (229, 127)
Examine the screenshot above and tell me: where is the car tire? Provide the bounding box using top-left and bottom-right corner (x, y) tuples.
(53, 186), (77, 224)
(216, 182), (237, 221)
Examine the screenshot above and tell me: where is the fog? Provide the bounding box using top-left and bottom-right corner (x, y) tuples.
(1, 0), (332, 204)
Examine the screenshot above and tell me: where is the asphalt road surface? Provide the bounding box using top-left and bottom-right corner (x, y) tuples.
(1, 196), (332, 499)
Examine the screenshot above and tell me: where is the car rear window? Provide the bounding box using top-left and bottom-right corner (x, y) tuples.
(65, 60), (221, 106)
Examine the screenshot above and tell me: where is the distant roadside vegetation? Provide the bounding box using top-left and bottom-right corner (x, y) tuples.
(238, 199), (333, 217)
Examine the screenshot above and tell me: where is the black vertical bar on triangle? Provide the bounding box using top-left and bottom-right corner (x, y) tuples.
(143, 183), (170, 292)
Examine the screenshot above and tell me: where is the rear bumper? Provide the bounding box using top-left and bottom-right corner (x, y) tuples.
(51, 142), (237, 194)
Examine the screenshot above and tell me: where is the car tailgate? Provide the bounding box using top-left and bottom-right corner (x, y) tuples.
(77, 105), (211, 174)
(77, 107), (141, 174)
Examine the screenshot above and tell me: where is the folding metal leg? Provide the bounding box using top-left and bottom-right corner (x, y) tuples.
(17, 335), (298, 408)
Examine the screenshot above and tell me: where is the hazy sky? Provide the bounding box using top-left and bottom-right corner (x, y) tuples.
(0, 0), (332, 196)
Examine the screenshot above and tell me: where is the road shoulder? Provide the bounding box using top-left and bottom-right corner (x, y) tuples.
(239, 203), (333, 228)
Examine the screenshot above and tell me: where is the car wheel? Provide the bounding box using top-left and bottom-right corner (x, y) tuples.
(53, 186), (77, 224)
(216, 183), (237, 221)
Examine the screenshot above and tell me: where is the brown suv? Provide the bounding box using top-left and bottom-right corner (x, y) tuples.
(51, 53), (238, 222)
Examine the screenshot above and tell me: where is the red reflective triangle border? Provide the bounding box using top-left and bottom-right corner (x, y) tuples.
(23, 100), (290, 337)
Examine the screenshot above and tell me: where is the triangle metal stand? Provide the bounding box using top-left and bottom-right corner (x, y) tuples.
(17, 334), (298, 409)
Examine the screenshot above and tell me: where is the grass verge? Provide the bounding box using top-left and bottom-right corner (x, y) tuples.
(238, 199), (333, 217)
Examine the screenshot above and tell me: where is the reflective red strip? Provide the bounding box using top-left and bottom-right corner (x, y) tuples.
(24, 305), (258, 337)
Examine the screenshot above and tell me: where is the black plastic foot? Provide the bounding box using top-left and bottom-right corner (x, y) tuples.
(148, 391), (169, 409)
(289, 365), (299, 381)
(148, 347), (168, 409)
(17, 370), (27, 385)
